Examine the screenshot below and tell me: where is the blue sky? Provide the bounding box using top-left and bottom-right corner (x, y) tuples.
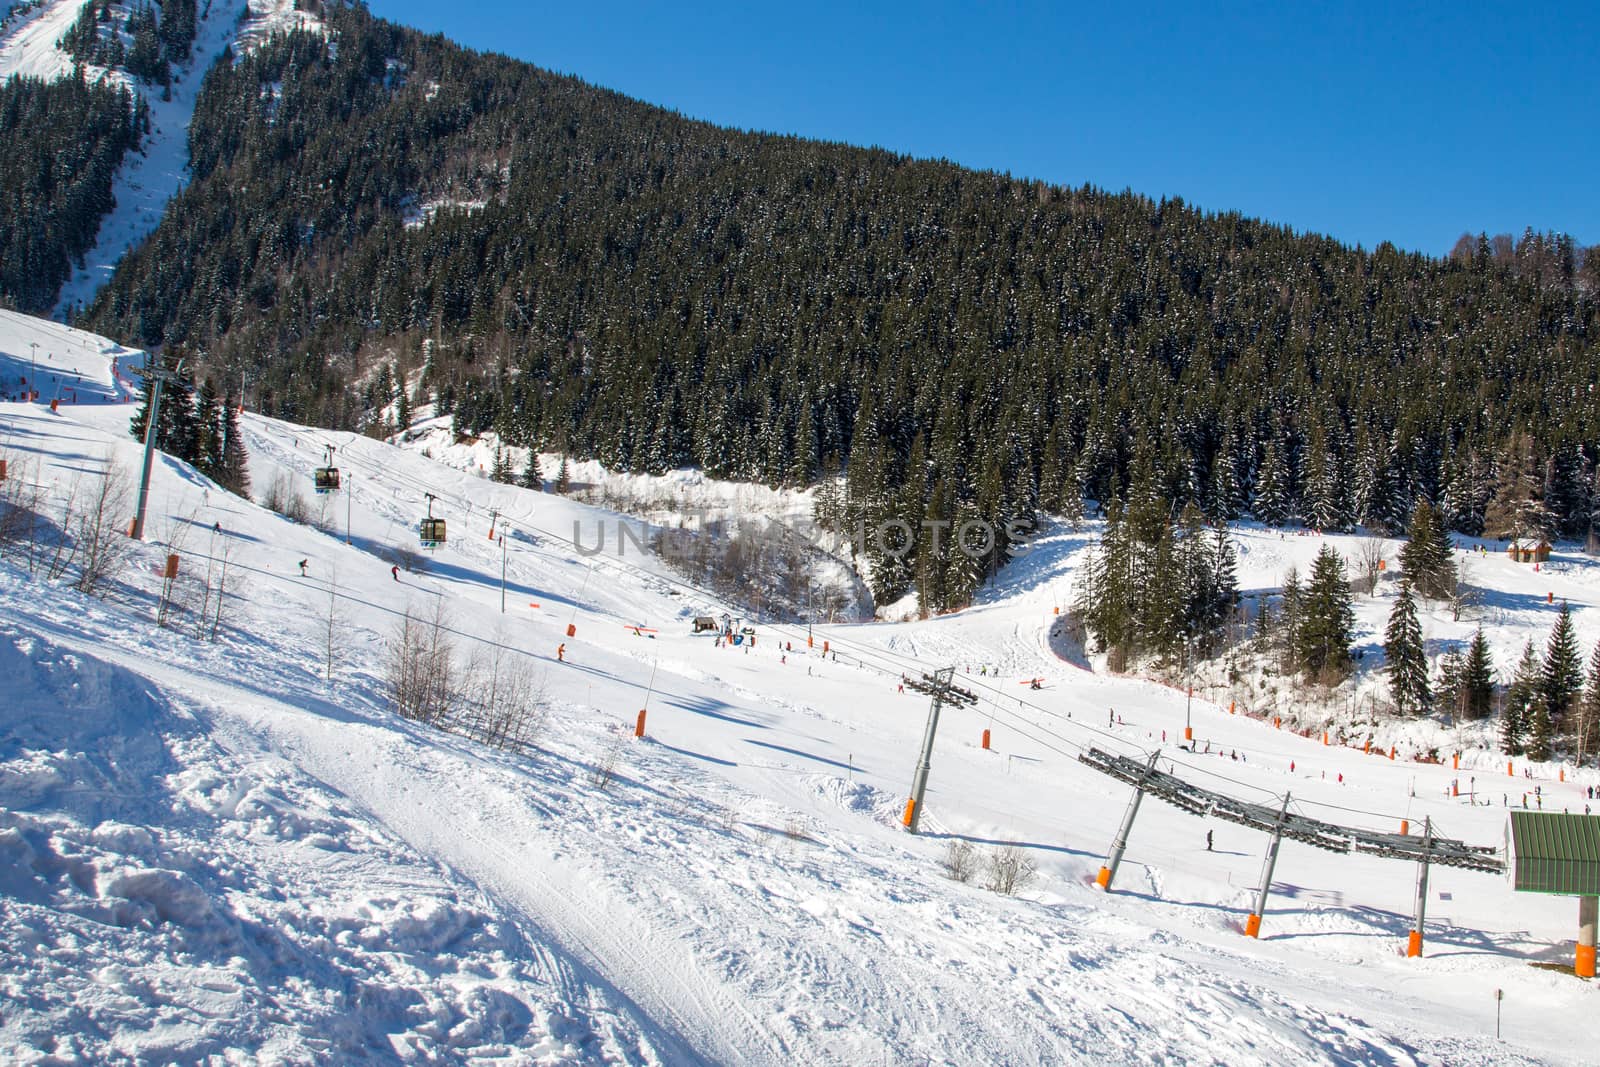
(367, 1), (1597, 256)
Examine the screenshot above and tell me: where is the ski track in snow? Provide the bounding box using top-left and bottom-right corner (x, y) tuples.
(0, 317), (1594, 1065)
(0, 1), (322, 321)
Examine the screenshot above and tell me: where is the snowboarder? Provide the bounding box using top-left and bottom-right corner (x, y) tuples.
(298, 559), (308, 576)
(557, 643), (565, 662)
(391, 565), (400, 581)
(1206, 830), (1213, 851)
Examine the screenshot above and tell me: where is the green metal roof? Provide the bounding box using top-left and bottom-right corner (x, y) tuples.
(1508, 812), (1600, 896)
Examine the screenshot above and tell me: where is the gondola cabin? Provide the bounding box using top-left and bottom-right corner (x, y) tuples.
(420, 517), (447, 548)
(313, 466), (342, 494)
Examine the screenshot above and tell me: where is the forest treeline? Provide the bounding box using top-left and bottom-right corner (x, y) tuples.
(58, 3), (1600, 612)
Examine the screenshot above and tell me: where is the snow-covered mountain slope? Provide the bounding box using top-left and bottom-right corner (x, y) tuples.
(0, 0), (322, 319)
(1, 312), (1596, 1064)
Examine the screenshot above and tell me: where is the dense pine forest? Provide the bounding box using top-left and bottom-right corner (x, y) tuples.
(59, 3), (1600, 612)
(59, 0), (200, 89)
(0, 70), (144, 312)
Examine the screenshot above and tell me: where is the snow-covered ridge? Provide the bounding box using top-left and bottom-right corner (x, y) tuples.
(0, 1), (326, 320)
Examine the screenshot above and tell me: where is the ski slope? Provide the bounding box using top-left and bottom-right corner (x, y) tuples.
(1, 312), (1596, 1065)
(0, 0), (323, 320)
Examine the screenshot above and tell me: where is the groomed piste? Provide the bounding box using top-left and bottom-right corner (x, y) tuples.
(1, 308), (1596, 1065)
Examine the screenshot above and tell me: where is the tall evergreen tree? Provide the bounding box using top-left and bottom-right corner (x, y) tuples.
(1540, 600), (1584, 739)
(943, 500), (986, 610)
(1208, 444), (1242, 522)
(490, 445), (514, 484)
(519, 449), (543, 490)
(1278, 566), (1303, 672)
(1398, 498), (1456, 600)
(1544, 443), (1589, 538)
(1303, 436), (1347, 532)
(1485, 435), (1555, 543)
(1575, 639), (1600, 767)
(1461, 627), (1496, 720)
(1502, 639), (1542, 756)
(193, 377), (224, 482)
(393, 361), (413, 431)
(1253, 440), (1290, 527)
(1436, 647), (1464, 720)
(1177, 503), (1216, 637)
(1297, 546), (1355, 680)
(1211, 525), (1239, 637)
(217, 393), (250, 497)
(1384, 582), (1430, 715)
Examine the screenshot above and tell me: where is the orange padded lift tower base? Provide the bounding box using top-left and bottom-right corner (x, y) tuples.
(1580, 896), (1598, 979)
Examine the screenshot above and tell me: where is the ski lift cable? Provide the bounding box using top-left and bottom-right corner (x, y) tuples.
(202, 431), (1475, 835)
(165, 538), (1087, 774)
(243, 420), (1436, 825)
(178, 476), (1424, 833)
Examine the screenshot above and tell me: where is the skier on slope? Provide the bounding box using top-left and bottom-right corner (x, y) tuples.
(298, 559), (308, 576)
(391, 565), (400, 581)
(557, 643), (565, 662)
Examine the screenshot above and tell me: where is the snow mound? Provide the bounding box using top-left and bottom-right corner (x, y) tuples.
(0, 621), (659, 1064)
